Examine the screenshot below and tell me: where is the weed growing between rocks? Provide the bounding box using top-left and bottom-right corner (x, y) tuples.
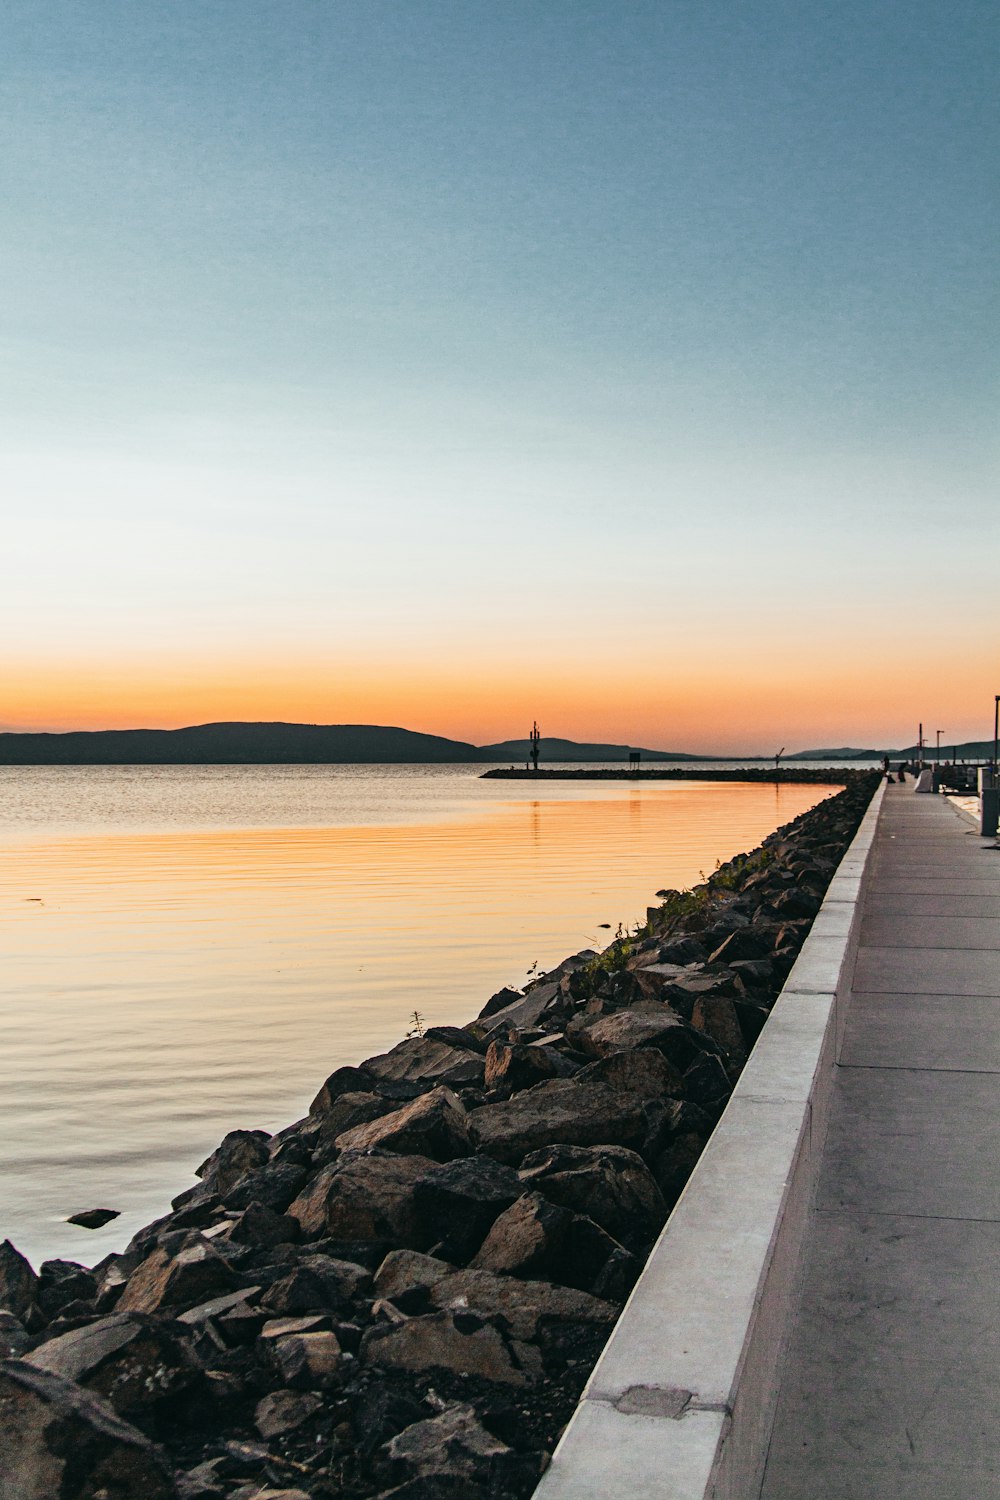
(0, 773), (879, 1500)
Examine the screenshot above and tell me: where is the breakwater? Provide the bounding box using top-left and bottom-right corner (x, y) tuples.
(483, 766), (862, 783)
(0, 772), (879, 1500)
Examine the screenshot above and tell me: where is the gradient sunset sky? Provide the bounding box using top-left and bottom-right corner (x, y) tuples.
(2, 1), (997, 753)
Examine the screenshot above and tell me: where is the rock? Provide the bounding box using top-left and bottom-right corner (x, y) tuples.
(654, 1132), (705, 1207)
(477, 987), (523, 1020)
(36, 1260), (97, 1320)
(253, 1389), (321, 1439)
(67, 1208), (120, 1230)
(259, 1314), (330, 1343)
(0, 1313), (30, 1359)
(0, 1359), (175, 1498)
(176, 1457), (226, 1498)
(373, 1251), (455, 1303)
(483, 1040), (567, 1095)
(334, 1087), (471, 1162)
(311, 1092), (393, 1164)
(26, 1312), (198, 1415)
(310, 1064), (378, 1115)
(470, 1193), (571, 1279)
(384, 1403), (510, 1484)
(478, 983), (560, 1035)
(117, 1241), (236, 1315)
(364, 1036), (484, 1090)
(566, 1006), (685, 1059)
(196, 1130), (271, 1196)
(690, 994), (747, 1060)
(574, 1049), (683, 1098)
(270, 1329), (342, 1387)
(469, 1193), (628, 1294)
(518, 1143), (667, 1253)
(243, 1490), (311, 1500)
(361, 1311), (524, 1386)
(469, 1080), (645, 1164)
(261, 1254), (370, 1315)
(227, 1203), (299, 1247)
(224, 1160), (307, 1213)
(288, 1152), (436, 1245)
(428, 1269), (618, 1340)
(0, 1242), (37, 1322)
(706, 928), (772, 963)
(681, 1053), (732, 1108)
(177, 1287), (262, 1326)
(413, 1157), (522, 1261)
(772, 887), (821, 918)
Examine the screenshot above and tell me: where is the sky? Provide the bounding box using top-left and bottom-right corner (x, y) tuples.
(1, 1), (997, 753)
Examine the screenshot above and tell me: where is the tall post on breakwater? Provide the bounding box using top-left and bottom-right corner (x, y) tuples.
(529, 720), (541, 772)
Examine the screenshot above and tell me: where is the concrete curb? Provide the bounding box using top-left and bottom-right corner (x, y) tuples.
(534, 779), (886, 1500)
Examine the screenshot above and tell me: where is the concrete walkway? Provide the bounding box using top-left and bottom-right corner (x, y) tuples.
(760, 783), (1000, 1498)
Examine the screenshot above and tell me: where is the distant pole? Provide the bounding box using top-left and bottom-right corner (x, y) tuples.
(530, 720), (541, 773)
(936, 729), (943, 763)
(994, 696), (999, 772)
(918, 722), (924, 768)
(774, 746), (785, 773)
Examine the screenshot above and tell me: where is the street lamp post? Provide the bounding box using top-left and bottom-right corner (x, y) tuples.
(936, 729), (943, 763)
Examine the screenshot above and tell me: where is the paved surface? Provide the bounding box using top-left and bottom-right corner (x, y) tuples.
(760, 784), (1000, 1499)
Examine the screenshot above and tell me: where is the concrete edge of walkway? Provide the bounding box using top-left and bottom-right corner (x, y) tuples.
(534, 779), (886, 1500)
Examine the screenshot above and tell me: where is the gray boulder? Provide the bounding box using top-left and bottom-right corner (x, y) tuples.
(0, 1359), (176, 1498)
(428, 1269), (618, 1340)
(413, 1156), (522, 1261)
(384, 1403), (511, 1484)
(469, 1080), (645, 1164)
(518, 1143), (667, 1252)
(361, 1311), (524, 1386)
(26, 1312), (198, 1416)
(287, 1152), (436, 1245)
(0, 1243), (37, 1323)
(334, 1087), (471, 1162)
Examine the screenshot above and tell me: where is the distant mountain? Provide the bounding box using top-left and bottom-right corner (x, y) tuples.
(894, 739), (995, 761)
(0, 722), (480, 765)
(789, 740), (995, 761)
(476, 737), (708, 763)
(785, 747), (884, 760)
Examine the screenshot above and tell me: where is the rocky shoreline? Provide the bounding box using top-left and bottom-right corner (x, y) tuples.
(0, 772), (879, 1500)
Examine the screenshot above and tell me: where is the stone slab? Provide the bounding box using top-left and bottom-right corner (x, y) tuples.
(761, 1212), (1000, 1498)
(859, 913), (1000, 949)
(841, 993), (1000, 1072)
(816, 1065), (1000, 1220)
(865, 892), (1000, 917)
(853, 944), (1000, 996)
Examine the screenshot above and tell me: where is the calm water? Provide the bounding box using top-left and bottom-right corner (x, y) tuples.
(0, 764), (836, 1268)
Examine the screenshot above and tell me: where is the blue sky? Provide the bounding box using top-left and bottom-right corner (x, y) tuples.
(2, 1), (997, 748)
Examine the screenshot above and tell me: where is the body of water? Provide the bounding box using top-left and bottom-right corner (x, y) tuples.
(0, 764), (838, 1267)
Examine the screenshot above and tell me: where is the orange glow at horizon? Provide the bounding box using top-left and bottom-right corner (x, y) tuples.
(2, 640), (996, 753)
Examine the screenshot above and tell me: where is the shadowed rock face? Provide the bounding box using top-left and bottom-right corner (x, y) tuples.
(0, 1360), (175, 1499)
(0, 774), (878, 1500)
(468, 1080), (647, 1162)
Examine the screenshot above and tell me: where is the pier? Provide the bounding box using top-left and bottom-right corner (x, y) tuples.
(537, 780), (1000, 1498)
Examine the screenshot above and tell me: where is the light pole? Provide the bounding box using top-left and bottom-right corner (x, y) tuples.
(994, 696), (999, 773)
(936, 729), (943, 763)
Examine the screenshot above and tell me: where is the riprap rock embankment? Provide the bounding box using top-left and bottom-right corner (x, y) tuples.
(0, 773), (878, 1500)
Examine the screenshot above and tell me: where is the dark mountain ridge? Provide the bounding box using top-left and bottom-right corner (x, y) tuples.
(0, 721), (989, 765)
